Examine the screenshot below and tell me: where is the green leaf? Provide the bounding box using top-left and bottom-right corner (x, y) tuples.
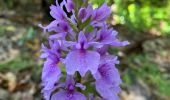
(80, 17), (91, 30)
(73, 0), (84, 17)
(85, 25), (94, 33)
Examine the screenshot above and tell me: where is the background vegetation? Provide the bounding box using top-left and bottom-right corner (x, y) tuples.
(0, 0), (170, 100)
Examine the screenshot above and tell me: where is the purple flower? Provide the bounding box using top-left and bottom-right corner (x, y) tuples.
(40, 40), (62, 90)
(51, 76), (86, 100)
(96, 46), (109, 56)
(95, 80), (121, 100)
(49, 21), (73, 40)
(40, 40), (61, 61)
(50, 5), (67, 20)
(42, 59), (62, 90)
(65, 31), (100, 76)
(39, 0), (130, 99)
(95, 26), (129, 47)
(42, 85), (58, 100)
(38, 2), (71, 35)
(40, 20), (71, 35)
(64, 0), (75, 12)
(78, 5), (93, 22)
(92, 3), (111, 23)
(93, 55), (121, 100)
(39, 20), (73, 40)
(38, 20), (58, 33)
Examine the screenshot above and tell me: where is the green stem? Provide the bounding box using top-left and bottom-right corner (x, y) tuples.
(76, 72), (82, 92)
(66, 17), (79, 33)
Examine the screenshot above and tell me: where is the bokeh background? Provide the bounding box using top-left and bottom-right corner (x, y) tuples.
(0, 0), (170, 100)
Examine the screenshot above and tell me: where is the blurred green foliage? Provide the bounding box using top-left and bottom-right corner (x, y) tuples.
(18, 27), (36, 46)
(0, 26), (6, 36)
(0, 0), (14, 9)
(89, 0), (170, 35)
(114, 0), (170, 35)
(2, 0), (170, 35)
(89, 0), (113, 8)
(122, 54), (170, 97)
(0, 56), (34, 72)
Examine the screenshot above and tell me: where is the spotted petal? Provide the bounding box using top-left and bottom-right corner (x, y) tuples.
(42, 59), (61, 90)
(51, 90), (86, 100)
(65, 50), (100, 76)
(96, 80), (120, 100)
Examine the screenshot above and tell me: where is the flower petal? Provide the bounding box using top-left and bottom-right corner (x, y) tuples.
(50, 5), (66, 20)
(40, 53), (48, 58)
(78, 5), (92, 22)
(96, 80), (120, 100)
(42, 59), (61, 90)
(51, 91), (68, 100)
(94, 62), (121, 86)
(73, 92), (86, 100)
(78, 31), (87, 43)
(51, 91), (86, 100)
(76, 31), (89, 49)
(111, 40), (130, 46)
(78, 8), (87, 21)
(39, 20), (59, 33)
(92, 3), (111, 22)
(65, 50), (100, 76)
(65, 0), (75, 12)
(49, 33), (66, 40)
(42, 86), (56, 100)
